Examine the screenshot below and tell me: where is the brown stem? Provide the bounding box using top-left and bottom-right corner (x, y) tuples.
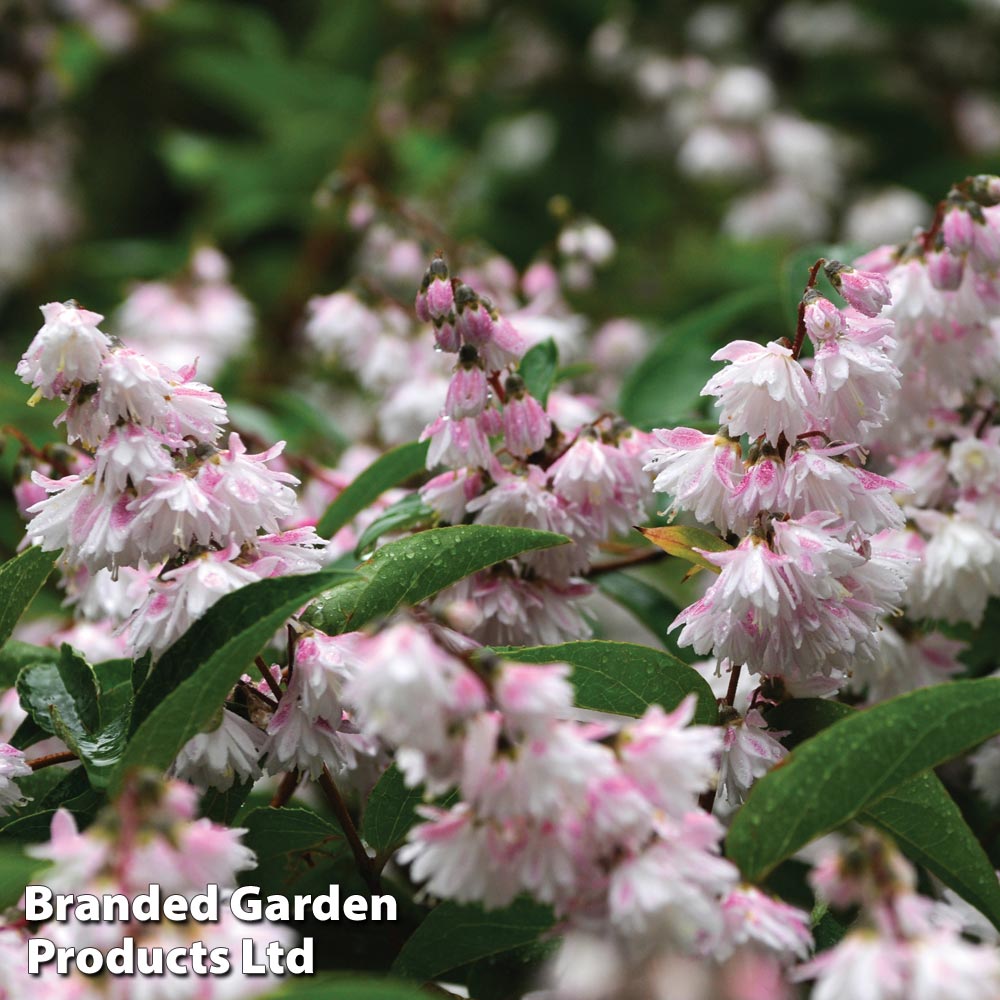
(318, 766), (381, 893)
(256, 656), (284, 702)
(270, 770), (300, 808)
(27, 750), (78, 771)
(587, 548), (666, 576)
(2, 425), (47, 461)
(790, 259), (826, 361)
(724, 663), (743, 707)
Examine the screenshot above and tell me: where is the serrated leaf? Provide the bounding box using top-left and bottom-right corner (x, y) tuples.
(728, 679), (1000, 932)
(493, 640), (717, 724)
(764, 698), (1000, 931)
(518, 338), (558, 406)
(317, 441), (429, 539)
(303, 525), (568, 636)
(0, 546), (58, 651)
(637, 525), (730, 573)
(354, 494), (436, 557)
(391, 897), (554, 982)
(115, 570), (350, 791)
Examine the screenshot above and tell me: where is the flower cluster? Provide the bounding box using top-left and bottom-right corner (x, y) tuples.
(798, 831), (1000, 1000)
(16, 301), (328, 659)
(349, 621), (811, 962)
(416, 254), (652, 647)
(647, 260), (909, 693)
(0, 774), (289, 1000)
(115, 246), (254, 379)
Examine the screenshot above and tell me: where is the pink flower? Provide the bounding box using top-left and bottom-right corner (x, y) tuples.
(645, 427), (741, 532)
(16, 301), (111, 399)
(495, 662), (574, 735)
(803, 296), (846, 343)
(702, 341), (817, 446)
(421, 414), (494, 469)
(420, 467), (483, 523)
(719, 885), (811, 961)
(716, 709), (787, 808)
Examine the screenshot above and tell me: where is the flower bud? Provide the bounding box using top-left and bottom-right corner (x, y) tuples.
(942, 205), (975, 254)
(825, 262), (891, 318)
(802, 295), (845, 343)
(445, 362), (488, 419)
(926, 247), (965, 291)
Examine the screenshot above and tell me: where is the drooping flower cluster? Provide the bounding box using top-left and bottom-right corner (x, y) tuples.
(647, 259), (909, 693)
(415, 254), (652, 647)
(348, 621), (811, 962)
(302, 203), (646, 448)
(798, 831), (1000, 1000)
(0, 774), (289, 999)
(15, 300), (328, 659)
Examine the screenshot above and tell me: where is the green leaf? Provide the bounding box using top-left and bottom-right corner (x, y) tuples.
(17, 645), (100, 739)
(391, 897), (555, 982)
(596, 572), (692, 661)
(494, 640), (717, 724)
(16, 646), (130, 788)
(0, 640), (58, 689)
(263, 976), (429, 1000)
(242, 807), (346, 863)
(361, 765), (426, 860)
(518, 338), (558, 406)
(764, 698), (1000, 930)
(303, 525), (568, 636)
(0, 841), (46, 909)
(620, 287), (773, 430)
(201, 779), (254, 825)
(354, 494), (436, 557)
(0, 546), (58, 651)
(115, 570), (350, 790)
(317, 441), (429, 539)
(729, 681), (1000, 920)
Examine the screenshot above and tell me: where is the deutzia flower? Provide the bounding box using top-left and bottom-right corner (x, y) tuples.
(716, 708), (787, 808)
(16, 301), (111, 400)
(172, 709), (266, 791)
(701, 340), (817, 446)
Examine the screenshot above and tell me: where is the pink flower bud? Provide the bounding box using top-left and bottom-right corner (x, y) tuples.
(445, 364), (488, 419)
(926, 248), (965, 291)
(457, 301), (495, 345)
(502, 384), (552, 457)
(803, 296), (845, 343)
(833, 266), (891, 318)
(426, 277), (455, 320)
(942, 206), (975, 254)
(434, 319), (460, 353)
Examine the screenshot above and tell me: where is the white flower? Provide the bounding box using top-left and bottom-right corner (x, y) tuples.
(908, 512), (1000, 625)
(645, 427), (741, 531)
(718, 885), (811, 961)
(702, 340), (817, 446)
(125, 548), (259, 658)
(716, 708), (787, 808)
(94, 424), (177, 493)
(17, 301), (111, 399)
(172, 710), (266, 791)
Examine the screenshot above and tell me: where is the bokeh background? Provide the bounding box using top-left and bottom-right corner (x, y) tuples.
(2, 0), (999, 565)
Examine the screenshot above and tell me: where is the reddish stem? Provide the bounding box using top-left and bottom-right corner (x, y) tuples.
(790, 259), (826, 361)
(27, 750), (78, 771)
